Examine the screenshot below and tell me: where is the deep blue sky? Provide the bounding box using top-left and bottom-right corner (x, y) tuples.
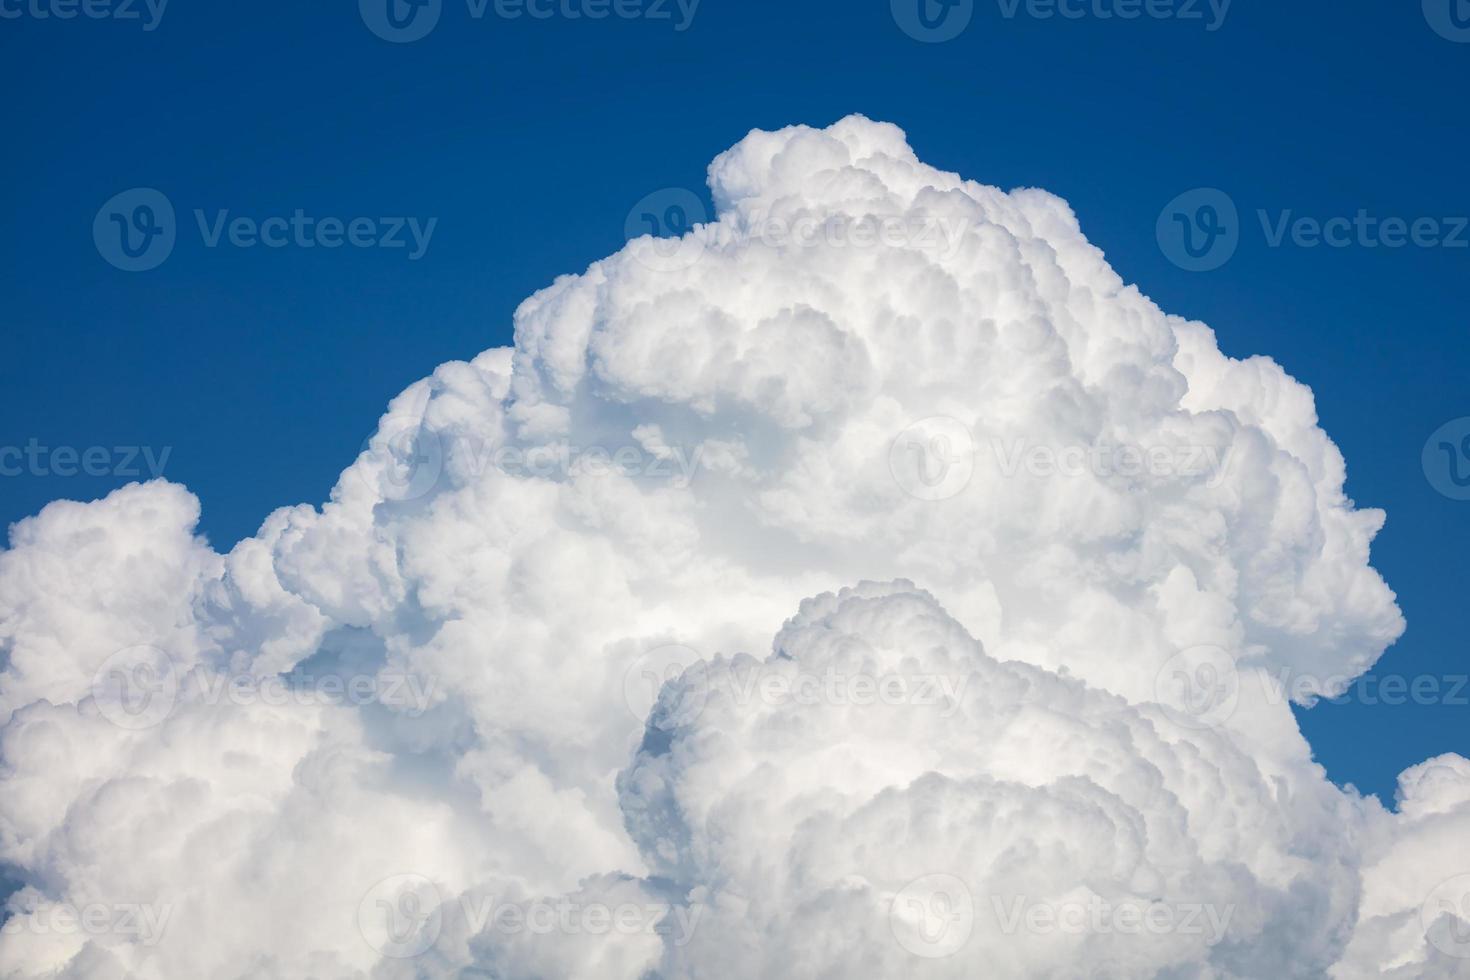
(1, 0), (1465, 803)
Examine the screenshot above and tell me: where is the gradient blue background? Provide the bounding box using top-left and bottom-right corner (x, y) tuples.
(1, 0), (1465, 803)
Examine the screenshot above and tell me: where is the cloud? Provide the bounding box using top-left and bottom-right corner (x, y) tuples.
(0, 115), (1457, 978)
(621, 581), (1363, 978)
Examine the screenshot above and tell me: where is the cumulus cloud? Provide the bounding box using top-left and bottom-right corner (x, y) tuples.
(0, 115), (1461, 978)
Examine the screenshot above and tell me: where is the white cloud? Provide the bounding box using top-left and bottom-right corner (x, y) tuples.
(0, 115), (1458, 978)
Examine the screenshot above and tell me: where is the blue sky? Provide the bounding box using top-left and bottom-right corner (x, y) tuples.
(1, 0), (1466, 803)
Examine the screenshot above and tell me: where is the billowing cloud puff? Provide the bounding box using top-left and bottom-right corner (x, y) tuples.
(0, 115), (1460, 978)
(621, 580), (1367, 978)
(1334, 756), (1470, 978)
